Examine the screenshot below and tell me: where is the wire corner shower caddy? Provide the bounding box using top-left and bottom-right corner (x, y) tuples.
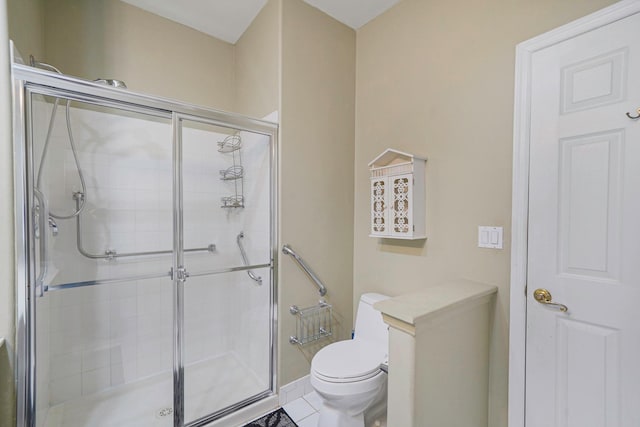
(218, 134), (245, 208)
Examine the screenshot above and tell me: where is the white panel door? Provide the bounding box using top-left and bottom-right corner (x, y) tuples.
(527, 11), (640, 427)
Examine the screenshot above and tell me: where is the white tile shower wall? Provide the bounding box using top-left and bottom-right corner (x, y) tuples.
(34, 101), (272, 406)
(228, 266), (271, 385)
(35, 294), (50, 426)
(33, 97), (52, 425)
(226, 127), (273, 387)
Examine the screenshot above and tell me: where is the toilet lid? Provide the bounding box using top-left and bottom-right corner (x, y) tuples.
(312, 340), (386, 383)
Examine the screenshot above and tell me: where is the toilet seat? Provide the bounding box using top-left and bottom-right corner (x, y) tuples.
(311, 340), (386, 383)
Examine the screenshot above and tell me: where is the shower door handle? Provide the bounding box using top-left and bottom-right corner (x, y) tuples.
(172, 266), (190, 283)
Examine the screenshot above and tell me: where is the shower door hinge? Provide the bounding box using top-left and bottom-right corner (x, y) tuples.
(170, 266), (190, 283)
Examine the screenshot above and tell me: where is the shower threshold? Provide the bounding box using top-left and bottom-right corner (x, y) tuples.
(44, 353), (269, 427)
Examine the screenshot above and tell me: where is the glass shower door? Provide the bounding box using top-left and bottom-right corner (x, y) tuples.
(27, 90), (175, 427)
(178, 117), (274, 425)
(16, 64), (277, 427)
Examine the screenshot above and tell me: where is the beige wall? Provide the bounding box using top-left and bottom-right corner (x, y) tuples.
(7, 0), (44, 60)
(236, 0), (356, 388)
(0, 0), (16, 423)
(279, 0), (355, 385)
(354, 0), (617, 425)
(41, 0), (235, 111)
(235, 0), (280, 119)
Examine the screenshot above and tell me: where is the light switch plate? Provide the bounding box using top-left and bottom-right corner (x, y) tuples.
(478, 226), (503, 249)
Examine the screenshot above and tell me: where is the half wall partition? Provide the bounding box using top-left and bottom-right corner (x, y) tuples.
(12, 51), (277, 427)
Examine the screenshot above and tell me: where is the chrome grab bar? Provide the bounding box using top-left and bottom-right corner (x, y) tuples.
(282, 244), (327, 296)
(46, 263), (272, 292)
(73, 192), (216, 260)
(33, 189), (49, 297)
(237, 232), (262, 285)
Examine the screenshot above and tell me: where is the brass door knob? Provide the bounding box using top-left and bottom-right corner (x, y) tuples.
(533, 288), (568, 312)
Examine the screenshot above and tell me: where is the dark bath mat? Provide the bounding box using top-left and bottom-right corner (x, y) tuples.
(243, 407), (298, 427)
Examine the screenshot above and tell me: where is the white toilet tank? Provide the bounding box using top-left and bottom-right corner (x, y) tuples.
(353, 293), (391, 351)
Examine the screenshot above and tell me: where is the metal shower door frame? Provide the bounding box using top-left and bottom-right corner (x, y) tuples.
(12, 61), (279, 427)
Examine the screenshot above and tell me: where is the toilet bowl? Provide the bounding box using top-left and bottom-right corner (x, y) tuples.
(310, 293), (390, 427)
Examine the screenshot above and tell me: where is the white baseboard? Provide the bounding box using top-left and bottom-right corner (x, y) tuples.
(278, 375), (312, 406)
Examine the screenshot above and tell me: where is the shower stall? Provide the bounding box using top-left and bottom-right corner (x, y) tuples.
(11, 47), (278, 427)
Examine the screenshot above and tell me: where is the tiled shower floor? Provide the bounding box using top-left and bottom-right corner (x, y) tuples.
(44, 353), (267, 427)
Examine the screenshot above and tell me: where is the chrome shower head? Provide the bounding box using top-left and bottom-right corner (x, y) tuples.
(29, 55), (63, 74)
(28, 56), (127, 88)
(93, 78), (127, 89)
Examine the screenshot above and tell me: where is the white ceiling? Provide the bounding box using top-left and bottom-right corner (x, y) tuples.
(304, 0), (401, 30)
(121, 0), (401, 44)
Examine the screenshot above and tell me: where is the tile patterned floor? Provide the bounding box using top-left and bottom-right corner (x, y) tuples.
(279, 390), (387, 427)
(281, 392), (321, 427)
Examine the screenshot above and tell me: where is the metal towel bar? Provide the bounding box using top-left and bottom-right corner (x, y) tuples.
(282, 244), (327, 296)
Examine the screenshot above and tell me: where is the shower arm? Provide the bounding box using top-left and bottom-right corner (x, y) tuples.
(281, 244), (327, 297)
(237, 232), (263, 285)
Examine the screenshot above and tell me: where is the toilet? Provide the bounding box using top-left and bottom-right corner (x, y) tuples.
(310, 293), (390, 427)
